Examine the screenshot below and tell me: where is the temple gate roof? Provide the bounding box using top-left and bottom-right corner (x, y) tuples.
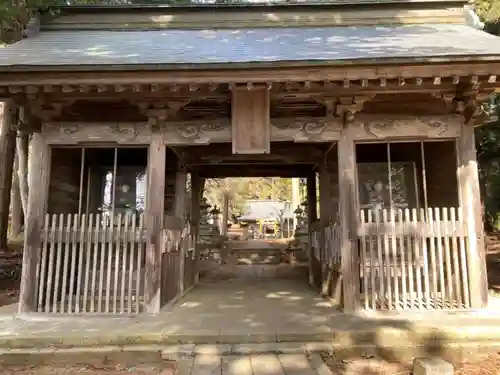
(2, 24), (500, 71)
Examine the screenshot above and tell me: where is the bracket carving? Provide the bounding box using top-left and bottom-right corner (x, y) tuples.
(135, 100), (191, 131)
(455, 91), (492, 126)
(29, 100), (66, 122)
(335, 95), (375, 123)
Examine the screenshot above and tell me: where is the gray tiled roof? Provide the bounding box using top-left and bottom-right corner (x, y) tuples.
(2, 24), (500, 69)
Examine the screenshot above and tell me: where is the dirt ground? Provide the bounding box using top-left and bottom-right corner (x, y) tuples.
(321, 351), (500, 375)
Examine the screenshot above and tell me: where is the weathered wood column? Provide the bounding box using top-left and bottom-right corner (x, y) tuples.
(173, 165), (187, 294)
(307, 172), (318, 286)
(457, 123), (488, 309)
(144, 133), (166, 314)
(319, 166), (332, 295)
(19, 131), (51, 313)
(190, 172), (205, 284)
(0, 102), (16, 251)
(338, 127), (361, 313)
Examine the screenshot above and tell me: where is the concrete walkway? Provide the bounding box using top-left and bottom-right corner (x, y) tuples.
(0, 279), (499, 357)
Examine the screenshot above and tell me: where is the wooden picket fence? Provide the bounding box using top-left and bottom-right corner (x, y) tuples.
(36, 214), (198, 315)
(358, 207), (470, 311)
(37, 213), (146, 314)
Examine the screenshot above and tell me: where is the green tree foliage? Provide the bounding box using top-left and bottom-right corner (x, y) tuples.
(473, 1), (500, 230)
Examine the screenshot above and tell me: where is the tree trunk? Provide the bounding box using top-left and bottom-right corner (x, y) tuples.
(10, 154), (23, 237)
(0, 102), (17, 251)
(16, 132), (29, 217)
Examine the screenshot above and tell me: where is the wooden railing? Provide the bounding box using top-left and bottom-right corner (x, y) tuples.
(358, 207), (470, 311)
(325, 223), (341, 267)
(160, 222), (197, 306)
(37, 213), (146, 314)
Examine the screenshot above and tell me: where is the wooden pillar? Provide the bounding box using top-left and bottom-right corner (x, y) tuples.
(307, 172), (318, 286)
(221, 192), (229, 236)
(0, 102), (16, 251)
(18, 132), (51, 313)
(190, 172), (205, 284)
(457, 124), (488, 308)
(319, 167), (332, 295)
(338, 128), (361, 313)
(144, 134), (166, 314)
(173, 166), (187, 294)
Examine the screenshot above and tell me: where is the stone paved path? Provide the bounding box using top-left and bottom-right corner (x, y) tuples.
(178, 353), (331, 375)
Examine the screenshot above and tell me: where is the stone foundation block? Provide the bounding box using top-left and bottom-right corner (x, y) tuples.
(413, 357), (453, 375)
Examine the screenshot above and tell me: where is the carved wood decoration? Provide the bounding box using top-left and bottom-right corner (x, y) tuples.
(231, 85), (270, 154)
(271, 117), (342, 142)
(162, 120), (231, 145)
(42, 122), (150, 144)
(349, 114), (462, 140)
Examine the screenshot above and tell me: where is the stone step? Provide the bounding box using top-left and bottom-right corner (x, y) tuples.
(231, 250), (284, 265)
(0, 342), (335, 367)
(0, 343), (332, 375)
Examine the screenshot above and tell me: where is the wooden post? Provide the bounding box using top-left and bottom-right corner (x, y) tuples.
(173, 166), (187, 219)
(292, 178), (300, 234)
(338, 128), (361, 313)
(10, 154), (23, 237)
(307, 172), (317, 286)
(190, 173), (204, 284)
(221, 191), (229, 236)
(319, 167), (332, 295)
(0, 102), (16, 251)
(457, 124), (488, 309)
(144, 134), (166, 314)
(173, 165), (187, 294)
(18, 132), (51, 313)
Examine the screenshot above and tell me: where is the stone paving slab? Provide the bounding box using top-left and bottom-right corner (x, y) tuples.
(177, 353), (333, 375)
(0, 279), (499, 358)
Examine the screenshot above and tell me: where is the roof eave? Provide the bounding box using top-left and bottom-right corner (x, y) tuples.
(55, 0), (468, 13)
(2, 54), (500, 74)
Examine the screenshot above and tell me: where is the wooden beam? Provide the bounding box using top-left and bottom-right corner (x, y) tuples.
(195, 164), (313, 178)
(457, 124), (488, 309)
(144, 133), (166, 314)
(18, 132), (51, 313)
(2, 62), (500, 86)
(0, 101), (16, 251)
(338, 125), (361, 313)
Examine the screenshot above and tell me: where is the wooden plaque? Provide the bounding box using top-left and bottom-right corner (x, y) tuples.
(231, 85), (270, 154)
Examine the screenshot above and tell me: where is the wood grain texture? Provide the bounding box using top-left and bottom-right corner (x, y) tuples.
(232, 86), (271, 154)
